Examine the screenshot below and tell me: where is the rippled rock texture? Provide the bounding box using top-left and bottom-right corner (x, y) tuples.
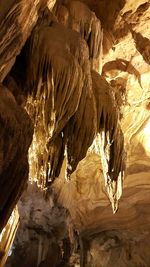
(0, 0), (150, 267)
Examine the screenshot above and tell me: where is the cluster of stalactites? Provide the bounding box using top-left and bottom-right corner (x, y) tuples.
(25, 8), (96, 188)
(55, 0), (103, 70)
(24, 5), (125, 210)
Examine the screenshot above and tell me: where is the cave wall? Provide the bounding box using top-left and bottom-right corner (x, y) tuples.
(0, 0), (56, 81)
(5, 183), (69, 267)
(0, 0), (150, 267)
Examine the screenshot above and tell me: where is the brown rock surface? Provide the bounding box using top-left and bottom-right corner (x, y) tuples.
(0, 0), (150, 266)
(0, 84), (33, 232)
(0, 0), (55, 235)
(0, 0), (56, 81)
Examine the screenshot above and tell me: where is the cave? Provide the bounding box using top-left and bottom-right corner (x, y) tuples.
(0, 0), (150, 266)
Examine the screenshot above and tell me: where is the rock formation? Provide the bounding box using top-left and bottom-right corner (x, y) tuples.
(0, 0), (150, 267)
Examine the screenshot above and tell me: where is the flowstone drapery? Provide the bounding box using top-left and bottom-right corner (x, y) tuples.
(14, 7), (125, 211)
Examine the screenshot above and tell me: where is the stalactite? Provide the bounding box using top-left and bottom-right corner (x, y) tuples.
(65, 77), (97, 177)
(24, 10), (94, 187)
(8, 8), (125, 208)
(92, 71), (125, 212)
(55, 0), (103, 69)
(26, 22), (84, 138)
(45, 133), (65, 186)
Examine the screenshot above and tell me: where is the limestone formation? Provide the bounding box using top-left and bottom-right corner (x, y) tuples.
(0, 0), (150, 267)
(0, 84), (33, 233)
(55, 0), (103, 68)
(12, 7), (124, 201)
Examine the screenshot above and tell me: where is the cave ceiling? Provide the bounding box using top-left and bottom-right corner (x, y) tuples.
(0, 0), (150, 266)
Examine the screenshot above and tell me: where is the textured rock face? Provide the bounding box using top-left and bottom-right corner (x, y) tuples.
(0, 0), (56, 82)
(53, 153), (150, 233)
(5, 183), (69, 267)
(0, 0), (57, 232)
(53, 0), (150, 266)
(13, 1), (125, 209)
(0, 84), (33, 232)
(0, 1), (55, 266)
(0, 0), (150, 267)
(86, 230), (150, 267)
(0, 207), (19, 267)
